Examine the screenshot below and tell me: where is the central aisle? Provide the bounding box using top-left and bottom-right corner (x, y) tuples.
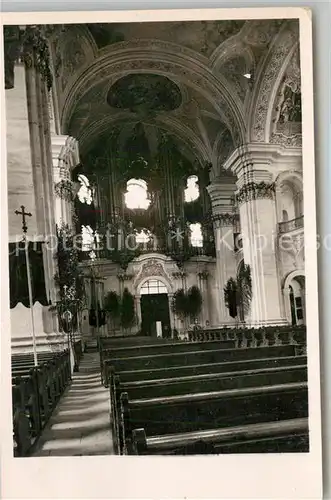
(32, 352), (114, 456)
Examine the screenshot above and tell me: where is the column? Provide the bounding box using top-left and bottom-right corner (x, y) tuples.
(225, 147), (287, 326)
(207, 181), (237, 326)
(5, 26), (64, 349)
(135, 295), (142, 330)
(197, 271), (209, 326)
(52, 135), (80, 230)
(199, 163), (214, 253)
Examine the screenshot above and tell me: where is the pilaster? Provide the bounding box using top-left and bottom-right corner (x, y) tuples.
(224, 144), (290, 326)
(197, 270), (209, 326)
(207, 180), (237, 326)
(51, 134), (80, 230)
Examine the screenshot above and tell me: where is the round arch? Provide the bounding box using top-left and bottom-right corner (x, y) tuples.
(282, 270), (305, 326)
(275, 170), (303, 190)
(275, 170), (303, 222)
(249, 20), (299, 143)
(136, 275), (173, 297)
(283, 269), (305, 291)
(60, 41), (246, 145)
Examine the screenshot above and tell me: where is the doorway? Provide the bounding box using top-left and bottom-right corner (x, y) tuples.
(140, 280), (171, 337)
(288, 276), (305, 326)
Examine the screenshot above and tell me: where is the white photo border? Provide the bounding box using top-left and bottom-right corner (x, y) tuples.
(0, 7), (322, 499)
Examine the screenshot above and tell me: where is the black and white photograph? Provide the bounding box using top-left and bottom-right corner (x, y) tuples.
(1, 6), (322, 499)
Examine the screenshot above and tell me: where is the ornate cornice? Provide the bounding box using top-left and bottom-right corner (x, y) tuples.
(23, 26), (53, 90)
(269, 132), (302, 148)
(172, 271), (187, 279)
(212, 212), (239, 227)
(117, 273), (134, 282)
(223, 143), (302, 178)
(236, 181), (275, 205)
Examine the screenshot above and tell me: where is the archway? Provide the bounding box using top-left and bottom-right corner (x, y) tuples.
(139, 278), (171, 338)
(283, 271), (305, 325)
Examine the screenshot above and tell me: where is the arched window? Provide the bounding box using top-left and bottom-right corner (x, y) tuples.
(189, 223), (203, 247)
(77, 174), (93, 205)
(136, 229), (151, 244)
(140, 279), (168, 295)
(81, 225), (94, 252)
(282, 209), (289, 222)
(184, 175), (199, 202)
(125, 178), (150, 210)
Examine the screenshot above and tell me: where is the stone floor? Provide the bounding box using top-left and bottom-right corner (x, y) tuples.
(32, 352), (114, 456)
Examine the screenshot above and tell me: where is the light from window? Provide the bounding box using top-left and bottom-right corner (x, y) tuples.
(184, 175), (199, 203)
(77, 174), (93, 205)
(136, 229), (151, 244)
(81, 225), (94, 252)
(140, 279), (168, 295)
(125, 178), (150, 210)
(189, 223), (203, 247)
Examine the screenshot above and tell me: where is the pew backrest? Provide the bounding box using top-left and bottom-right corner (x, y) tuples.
(103, 345), (298, 386)
(120, 382), (308, 452)
(132, 417), (309, 455)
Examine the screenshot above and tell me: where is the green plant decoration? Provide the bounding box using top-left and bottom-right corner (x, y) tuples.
(224, 263), (252, 320)
(54, 223), (86, 331)
(54, 180), (75, 202)
(237, 263), (252, 320)
(187, 285), (203, 318)
(21, 26), (53, 90)
(224, 277), (238, 318)
(104, 290), (120, 329)
(171, 288), (189, 319)
(120, 288), (135, 330)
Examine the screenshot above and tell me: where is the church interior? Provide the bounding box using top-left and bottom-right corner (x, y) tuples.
(4, 18), (308, 457)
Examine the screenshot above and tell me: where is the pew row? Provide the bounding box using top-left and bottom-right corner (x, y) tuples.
(100, 339), (236, 386)
(103, 344), (300, 388)
(120, 382), (308, 454)
(111, 363), (307, 454)
(132, 418), (309, 455)
(12, 349), (72, 457)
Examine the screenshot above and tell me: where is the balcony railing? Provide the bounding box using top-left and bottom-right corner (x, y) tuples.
(278, 215), (304, 234)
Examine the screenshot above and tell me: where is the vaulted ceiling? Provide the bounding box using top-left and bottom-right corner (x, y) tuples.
(47, 18), (299, 171)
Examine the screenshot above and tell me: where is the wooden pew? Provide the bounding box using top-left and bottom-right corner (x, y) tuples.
(120, 382), (308, 454)
(112, 354), (307, 385)
(115, 365), (307, 401)
(132, 418), (309, 455)
(103, 339), (236, 358)
(12, 349), (72, 457)
(103, 344), (298, 388)
(111, 365), (307, 454)
(100, 339), (236, 386)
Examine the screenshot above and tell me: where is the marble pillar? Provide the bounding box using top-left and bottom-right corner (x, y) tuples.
(207, 181), (237, 326)
(224, 145), (291, 326)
